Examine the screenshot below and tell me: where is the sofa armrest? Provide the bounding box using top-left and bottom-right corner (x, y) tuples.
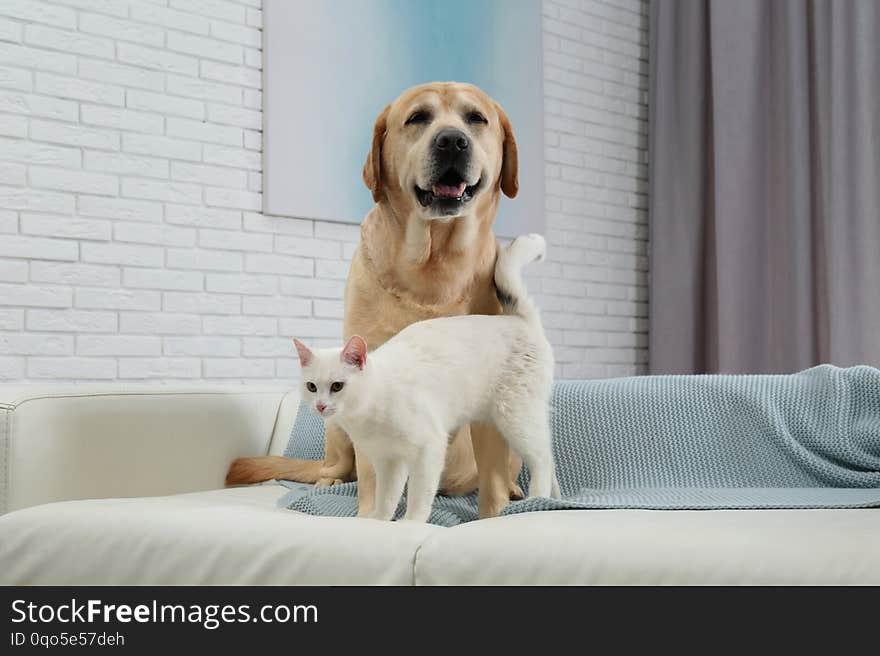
(0, 385), (298, 515)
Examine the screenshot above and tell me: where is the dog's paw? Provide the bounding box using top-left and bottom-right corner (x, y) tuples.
(478, 494), (512, 519)
(509, 482), (525, 501)
(314, 477), (344, 488)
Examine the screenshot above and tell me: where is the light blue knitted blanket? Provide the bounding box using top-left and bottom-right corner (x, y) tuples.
(277, 365), (880, 526)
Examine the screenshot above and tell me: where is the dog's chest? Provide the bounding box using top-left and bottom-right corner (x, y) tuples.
(351, 289), (471, 347)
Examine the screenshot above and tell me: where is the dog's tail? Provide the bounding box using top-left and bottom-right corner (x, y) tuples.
(494, 233), (546, 327)
(226, 456), (323, 486)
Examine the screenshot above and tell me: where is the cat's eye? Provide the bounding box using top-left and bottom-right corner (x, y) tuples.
(466, 111), (488, 125)
(405, 111), (429, 125)
(330, 382), (344, 393)
(306, 382), (317, 393)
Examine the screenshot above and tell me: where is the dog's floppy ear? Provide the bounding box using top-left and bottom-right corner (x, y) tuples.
(494, 102), (519, 199)
(363, 104), (391, 202)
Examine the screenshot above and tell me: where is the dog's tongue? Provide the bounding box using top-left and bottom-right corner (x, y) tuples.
(432, 181), (467, 198)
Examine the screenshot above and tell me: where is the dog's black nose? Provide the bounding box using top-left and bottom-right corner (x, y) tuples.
(434, 128), (469, 152)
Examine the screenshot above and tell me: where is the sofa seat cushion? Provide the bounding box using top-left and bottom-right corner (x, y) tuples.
(0, 486), (441, 585)
(3, 489), (879, 585)
(413, 508), (880, 585)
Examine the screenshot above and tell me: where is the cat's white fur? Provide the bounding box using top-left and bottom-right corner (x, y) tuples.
(294, 234), (558, 522)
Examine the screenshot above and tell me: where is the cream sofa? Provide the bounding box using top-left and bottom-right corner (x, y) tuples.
(1, 386), (879, 585)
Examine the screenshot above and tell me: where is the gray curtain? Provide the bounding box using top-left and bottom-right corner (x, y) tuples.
(649, 0), (880, 374)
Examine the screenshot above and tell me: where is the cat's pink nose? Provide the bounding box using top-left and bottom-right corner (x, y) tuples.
(316, 403), (326, 413)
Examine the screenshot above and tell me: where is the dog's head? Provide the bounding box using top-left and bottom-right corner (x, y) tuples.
(363, 82), (518, 220)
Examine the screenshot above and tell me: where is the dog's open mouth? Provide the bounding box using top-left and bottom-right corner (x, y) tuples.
(415, 170), (481, 208)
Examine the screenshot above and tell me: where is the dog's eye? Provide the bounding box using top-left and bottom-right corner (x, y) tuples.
(306, 382), (317, 393)
(466, 111), (488, 125)
(330, 382), (344, 393)
(405, 111), (429, 125)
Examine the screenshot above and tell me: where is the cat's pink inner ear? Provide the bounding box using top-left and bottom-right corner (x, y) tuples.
(293, 338), (313, 367)
(341, 335), (367, 370)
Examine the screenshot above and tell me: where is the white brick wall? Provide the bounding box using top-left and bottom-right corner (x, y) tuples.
(538, 0), (648, 379)
(0, 0), (647, 384)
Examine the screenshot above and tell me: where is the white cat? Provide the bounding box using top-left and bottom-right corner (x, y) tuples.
(293, 234), (559, 522)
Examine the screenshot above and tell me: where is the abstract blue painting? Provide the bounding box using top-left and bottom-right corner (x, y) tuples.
(264, 0), (544, 237)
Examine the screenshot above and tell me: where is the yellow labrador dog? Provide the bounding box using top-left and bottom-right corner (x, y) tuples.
(227, 82), (523, 518)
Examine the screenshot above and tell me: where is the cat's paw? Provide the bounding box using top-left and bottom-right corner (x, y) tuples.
(314, 476), (344, 488)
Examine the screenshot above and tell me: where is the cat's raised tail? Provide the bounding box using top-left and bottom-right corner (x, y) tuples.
(494, 233), (546, 326)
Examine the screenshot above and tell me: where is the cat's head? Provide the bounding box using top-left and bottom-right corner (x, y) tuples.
(293, 335), (368, 419)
